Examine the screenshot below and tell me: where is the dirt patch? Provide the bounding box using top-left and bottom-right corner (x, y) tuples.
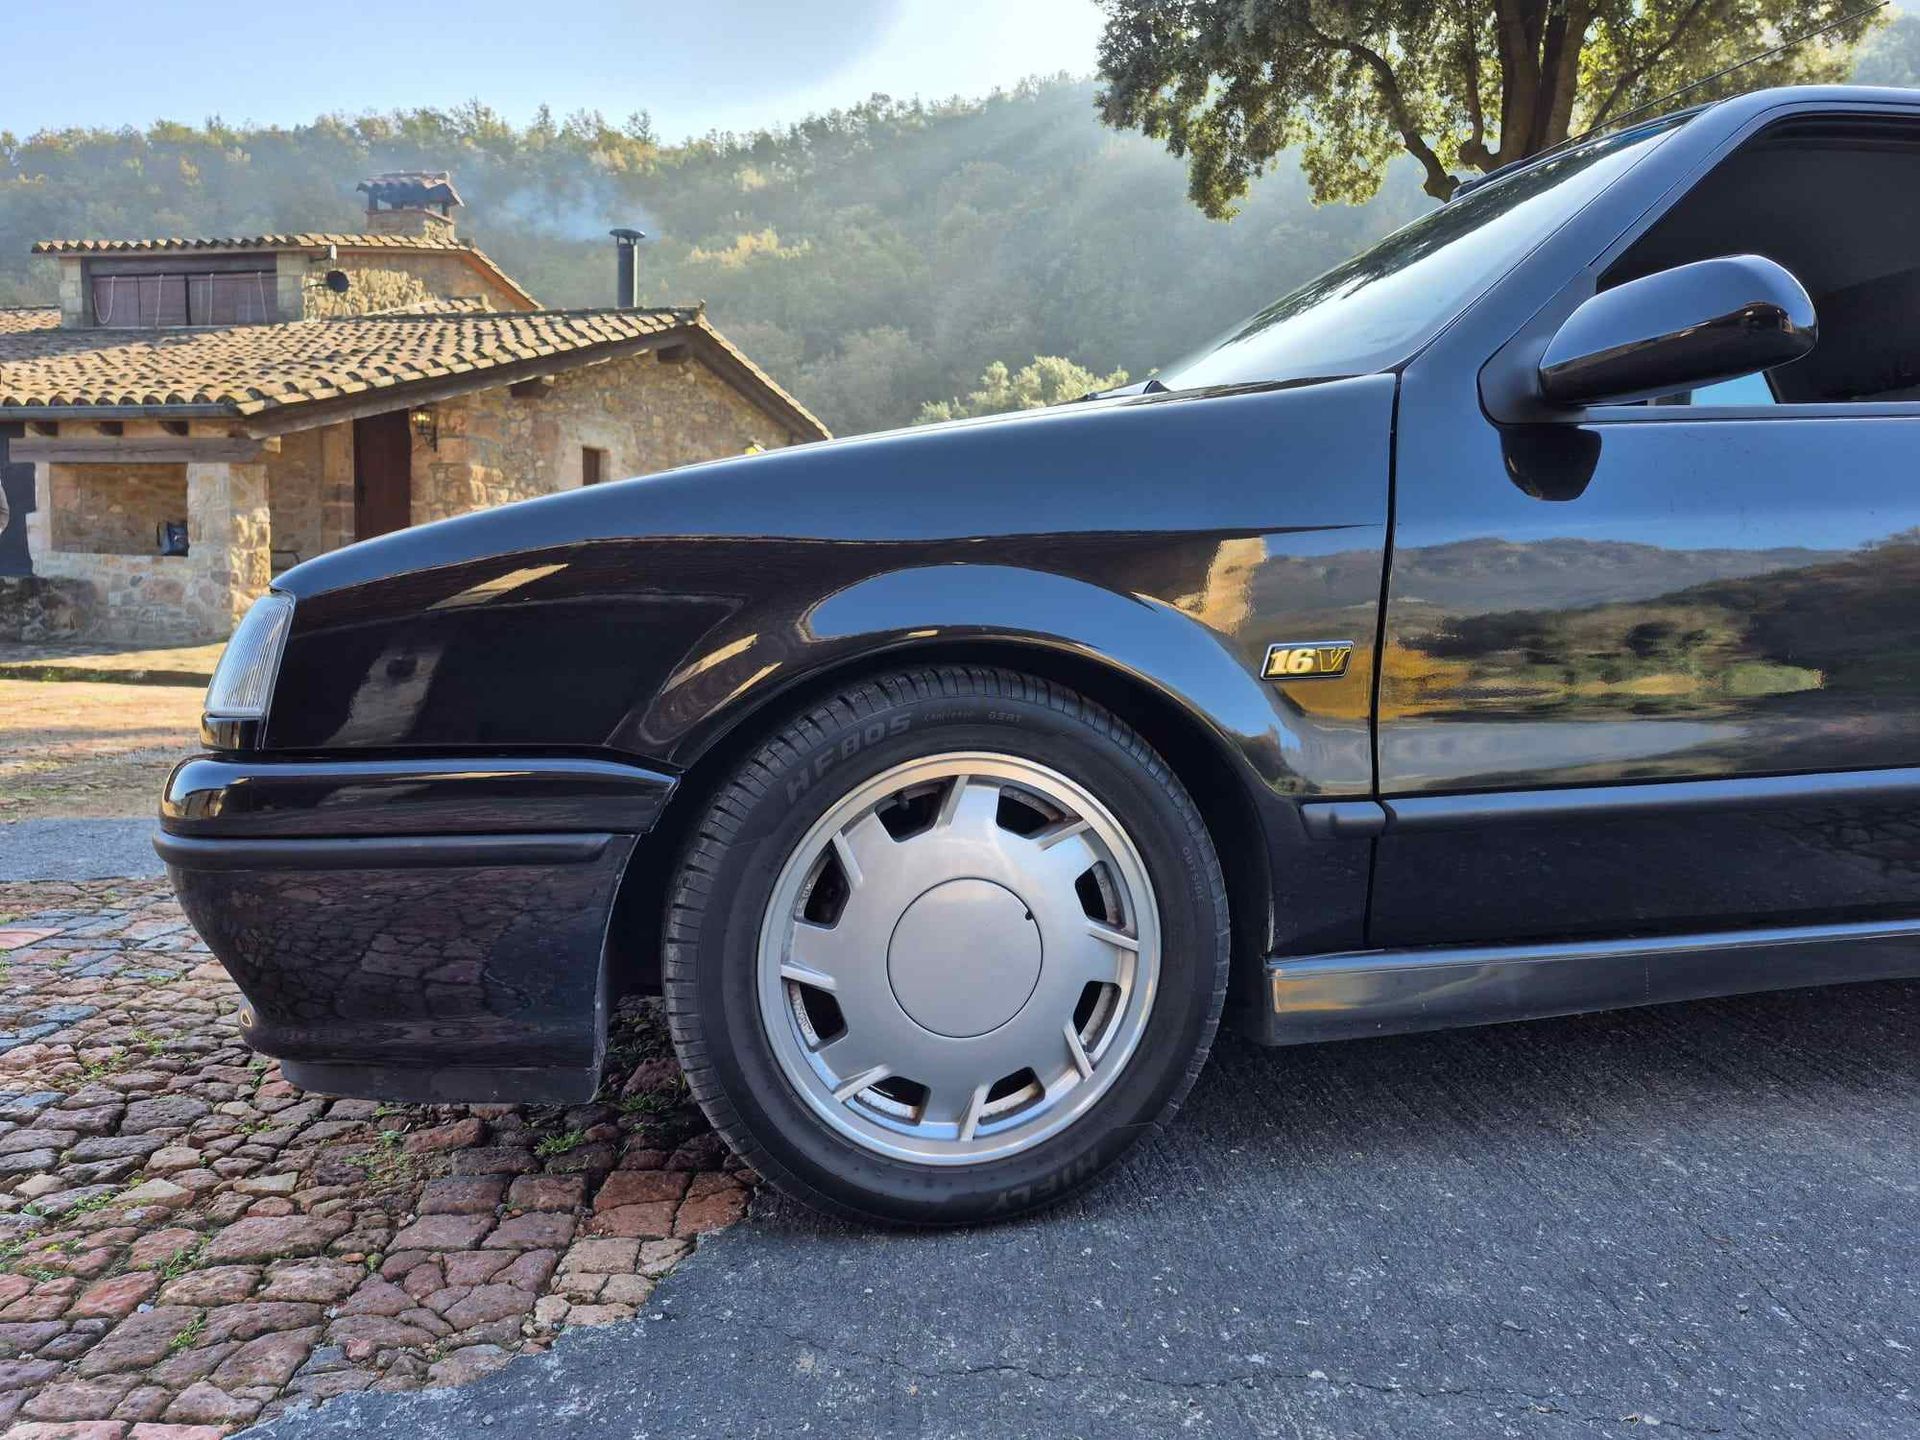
(0, 680), (203, 822)
(0, 640), (222, 687)
(0, 879), (748, 1434)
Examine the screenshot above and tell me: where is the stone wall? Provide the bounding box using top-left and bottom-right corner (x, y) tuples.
(0, 574), (100, 641)
(380, 250), (528, 310)
(46, 464), (188, 555)
(280, 249), (529, 315)
(194, 460), (272, 635)
(412, 351), (790, 525)
(22, 459), (269, 645)
(265, 425), (354, 570)
(303, 266), (436, 319)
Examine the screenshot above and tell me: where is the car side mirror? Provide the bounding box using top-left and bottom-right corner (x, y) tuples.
(1538, 254), (1816, 408)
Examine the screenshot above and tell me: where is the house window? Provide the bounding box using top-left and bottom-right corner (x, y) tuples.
(92, 273), (187, 327)
(90, 265), (276, 327)
(582, 447), (608, 486)
(193, 271), (277, 324)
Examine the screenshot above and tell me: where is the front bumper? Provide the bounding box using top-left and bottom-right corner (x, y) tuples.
(157, 754), (675, 1104)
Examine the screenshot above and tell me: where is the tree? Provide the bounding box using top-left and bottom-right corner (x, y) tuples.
(1096, 1), (1882, 214)
(918, 356), (1131, 424)
(1854, 11), (1920, 87)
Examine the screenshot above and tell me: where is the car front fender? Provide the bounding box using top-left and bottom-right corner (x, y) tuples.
(618, 561), (1354, 801)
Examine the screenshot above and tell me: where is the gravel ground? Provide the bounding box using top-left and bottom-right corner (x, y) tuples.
(0, 640), (221, 687)
(0, 878), (751, 1436)
(0, 678), (201, 824)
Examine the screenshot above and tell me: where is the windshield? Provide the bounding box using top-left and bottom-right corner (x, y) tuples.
(1157, 116), (1693, 392)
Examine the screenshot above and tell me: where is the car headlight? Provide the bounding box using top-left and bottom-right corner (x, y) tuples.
(204, 592), (295, 727)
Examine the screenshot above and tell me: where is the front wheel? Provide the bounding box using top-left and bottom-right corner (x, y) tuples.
(661, 666), (1229, 1225)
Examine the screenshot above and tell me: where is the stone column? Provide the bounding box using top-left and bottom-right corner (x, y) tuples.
(275, 252), (310, 322)
(187, 460), (272, 639)
(56, 259), (87, 327)
(320, 423), (356, 551)
(24, 461), (52, 559)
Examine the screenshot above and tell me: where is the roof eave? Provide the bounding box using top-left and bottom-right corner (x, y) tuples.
(0, 313), (827, 443)
(0, 402), (242, 422)
(688, 317), (831, 442)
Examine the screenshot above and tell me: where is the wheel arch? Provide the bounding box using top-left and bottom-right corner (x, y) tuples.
(608, 635), (1278, 1007)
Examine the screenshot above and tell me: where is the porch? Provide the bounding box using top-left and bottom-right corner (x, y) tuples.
(12, 414), (408, 645)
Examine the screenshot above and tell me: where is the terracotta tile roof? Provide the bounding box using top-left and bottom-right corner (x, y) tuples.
(30, 235), (539, 309)
(0, 307), (60, 334)
(0, 307), (829, 440)
(34, 234), (480, 255)
(378, 295), (493, 315)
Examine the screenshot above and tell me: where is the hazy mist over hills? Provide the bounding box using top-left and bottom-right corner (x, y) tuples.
(0, 79), (1426, 434)
(5, 18), (1914, 435)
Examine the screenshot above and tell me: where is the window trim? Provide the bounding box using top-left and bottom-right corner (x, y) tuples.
(1580, 400), (1920, 424)
(1477, 99), (1920, 426)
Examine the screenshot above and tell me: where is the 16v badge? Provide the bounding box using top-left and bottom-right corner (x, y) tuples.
(1262, 641), (1353, 681)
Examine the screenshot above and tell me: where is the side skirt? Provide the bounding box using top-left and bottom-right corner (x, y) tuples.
(281, 1058), (601, 1106)
(1258, 918), (1920, 1045)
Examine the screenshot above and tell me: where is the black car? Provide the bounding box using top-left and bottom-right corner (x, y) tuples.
(160, 86), (1920, 1226)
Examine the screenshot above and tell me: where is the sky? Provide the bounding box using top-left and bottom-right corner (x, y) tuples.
(4, 1), (1109, 140)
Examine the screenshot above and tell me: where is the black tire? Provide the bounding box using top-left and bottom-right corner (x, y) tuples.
(661, 665), (1230, 1226)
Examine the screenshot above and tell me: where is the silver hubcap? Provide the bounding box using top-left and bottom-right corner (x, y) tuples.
(757, 752), (1161, 1165)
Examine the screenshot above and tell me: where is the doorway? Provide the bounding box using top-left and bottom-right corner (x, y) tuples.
(0, 422), (32, 576)
(353, 410), (412, 540)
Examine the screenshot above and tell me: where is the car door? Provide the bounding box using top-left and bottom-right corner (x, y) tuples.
(1371, 101), (1920, 950)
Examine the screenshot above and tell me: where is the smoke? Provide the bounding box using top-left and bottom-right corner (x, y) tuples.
(362, 148), (660, 248)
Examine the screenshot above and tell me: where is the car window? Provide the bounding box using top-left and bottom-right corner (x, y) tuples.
(1653, 370), (1778, 406)
(1156, 116), (1691, 393)
(1603, 116), (1920, 405)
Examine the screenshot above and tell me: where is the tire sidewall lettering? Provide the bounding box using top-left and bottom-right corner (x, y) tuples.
(784, 714), (911, 804)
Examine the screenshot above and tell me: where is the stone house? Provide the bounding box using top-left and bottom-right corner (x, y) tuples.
(0, 173), (828, 645)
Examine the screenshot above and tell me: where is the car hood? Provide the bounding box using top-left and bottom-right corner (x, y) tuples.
(275, 377), (1383, 600)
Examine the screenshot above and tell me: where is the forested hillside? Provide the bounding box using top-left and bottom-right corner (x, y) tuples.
(0, 80), (1425, 434)
(3, 19), (1911, 436)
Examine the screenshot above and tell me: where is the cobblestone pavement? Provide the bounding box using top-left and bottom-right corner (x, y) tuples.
(0, 879), (751, 1437)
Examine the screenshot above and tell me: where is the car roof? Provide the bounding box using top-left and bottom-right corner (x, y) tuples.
(1452, 84), (1920, 201)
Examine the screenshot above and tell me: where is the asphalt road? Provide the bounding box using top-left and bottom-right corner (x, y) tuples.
(0, 817), (164, 881)
(250, 979), (1919, 1440)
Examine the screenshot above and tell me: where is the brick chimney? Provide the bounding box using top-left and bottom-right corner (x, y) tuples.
(357, 172), (462, 240)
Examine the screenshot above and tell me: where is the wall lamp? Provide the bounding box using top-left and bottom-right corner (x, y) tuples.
(409, 405), (439, 449)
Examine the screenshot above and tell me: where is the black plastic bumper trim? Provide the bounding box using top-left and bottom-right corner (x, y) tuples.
(162, 753), (674, 839)
(154, 831), (612, 872)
